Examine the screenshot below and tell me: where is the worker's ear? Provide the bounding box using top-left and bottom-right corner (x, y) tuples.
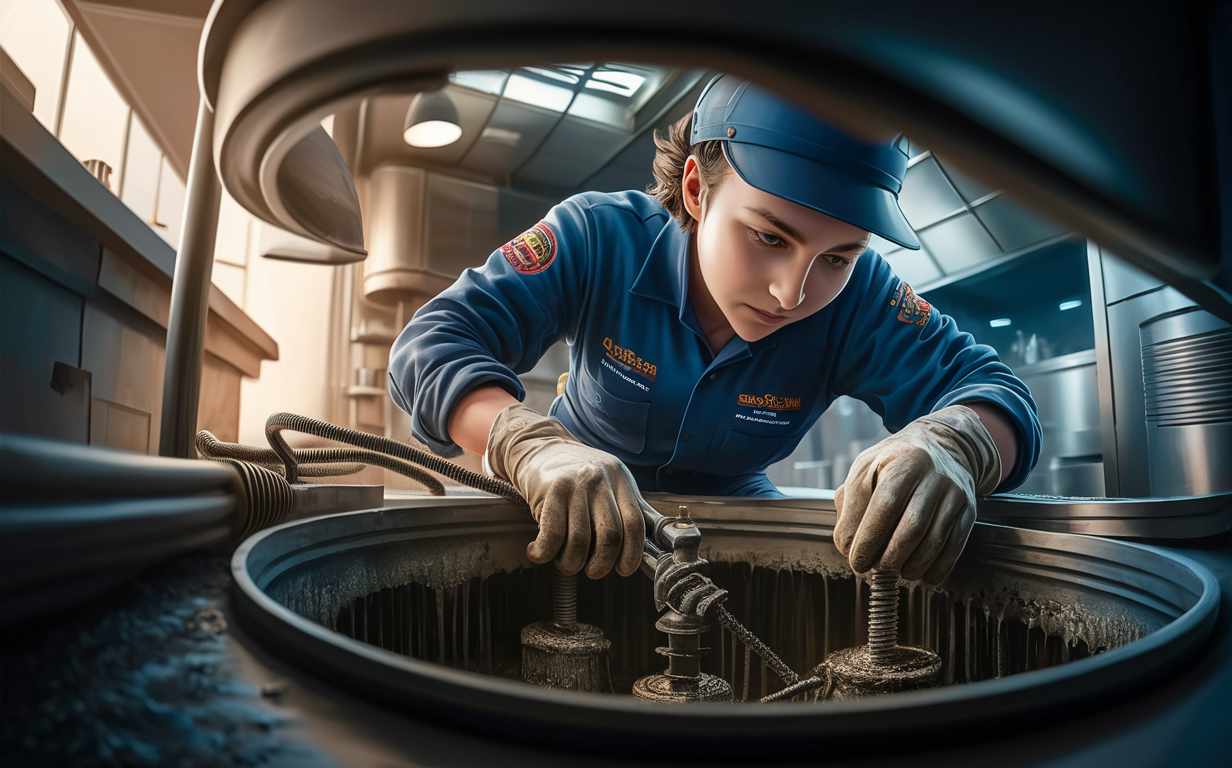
(681, 155), (704, 225)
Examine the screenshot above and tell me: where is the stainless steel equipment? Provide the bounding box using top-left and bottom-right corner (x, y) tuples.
(1091, 247), (1232, 499)
(1014, 349), (1105, 497)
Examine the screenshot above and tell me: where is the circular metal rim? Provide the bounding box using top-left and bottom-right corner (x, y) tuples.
(230, 496), (1220, 758)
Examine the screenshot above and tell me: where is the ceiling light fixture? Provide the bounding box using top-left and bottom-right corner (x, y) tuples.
(403, 90), (462, 148)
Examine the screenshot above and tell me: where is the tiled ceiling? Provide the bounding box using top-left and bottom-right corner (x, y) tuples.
(878, 149), (1069, 289)
(352, 65), (707, 198)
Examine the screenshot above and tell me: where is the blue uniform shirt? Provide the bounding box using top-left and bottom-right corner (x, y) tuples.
(389, 190), (1041, 497)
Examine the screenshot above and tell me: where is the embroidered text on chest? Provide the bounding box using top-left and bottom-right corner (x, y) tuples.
(734, 392), (800, 426)
(737, 393), (802, 410)
(603, 337), (657, 382)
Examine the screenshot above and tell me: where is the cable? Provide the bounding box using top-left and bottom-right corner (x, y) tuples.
(196, 429), (446, 495)
(263, 413), (525, 510)
(715, 604), (799, 687)
(759, 670), (832, 703)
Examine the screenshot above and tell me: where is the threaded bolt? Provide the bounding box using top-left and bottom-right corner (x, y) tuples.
(867, 568), (900, 664)
(552, 567), (577, 627)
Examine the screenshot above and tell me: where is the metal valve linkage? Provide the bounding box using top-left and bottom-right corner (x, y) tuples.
(632, 505), (734, 702)
(631, 504), (812, 703)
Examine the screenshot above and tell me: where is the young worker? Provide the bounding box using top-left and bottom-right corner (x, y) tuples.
(389, 76), (1040, 587)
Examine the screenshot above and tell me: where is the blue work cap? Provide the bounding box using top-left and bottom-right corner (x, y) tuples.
(691, 75), (920, 250)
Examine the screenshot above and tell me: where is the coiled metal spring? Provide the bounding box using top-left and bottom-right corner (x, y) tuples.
(210, 457), (294, 540)
(867, 568), (900, 664)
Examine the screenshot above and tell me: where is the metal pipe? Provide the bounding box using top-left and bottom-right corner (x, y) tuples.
(159, 99), (222, 458)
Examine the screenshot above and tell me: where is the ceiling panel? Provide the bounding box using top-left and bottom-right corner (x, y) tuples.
(513, 116), (627, 189)
(573, 73), (707, 195)
(866, 233), (903, 257)
(918, 212), (1003, 273)
(972, 195), (1067, 253)
(884, 247), (944, 286)
(580, 128), (657, 193)
(898, 155), (966, 230)
(457, 101), (559, 180)
(935, 155), (996, 205)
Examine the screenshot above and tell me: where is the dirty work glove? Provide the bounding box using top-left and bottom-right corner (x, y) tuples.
(833, 404), (1001, 585)
(485, 403), (649, 579)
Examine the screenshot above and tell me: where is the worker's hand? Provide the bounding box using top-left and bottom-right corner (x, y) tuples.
(833, 405), (1001, 584)
(485, 403), (649, 578)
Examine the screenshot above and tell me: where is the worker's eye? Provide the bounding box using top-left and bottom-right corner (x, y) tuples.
(824, 254), (853, 268)
(749, 229), (786, 248)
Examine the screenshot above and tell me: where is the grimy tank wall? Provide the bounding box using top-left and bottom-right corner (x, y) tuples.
(262, 525), (1165, 702)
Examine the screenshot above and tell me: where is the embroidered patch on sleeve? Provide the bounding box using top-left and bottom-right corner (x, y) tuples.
(890, 282), (931, 326)
(501, 221), (558, 275)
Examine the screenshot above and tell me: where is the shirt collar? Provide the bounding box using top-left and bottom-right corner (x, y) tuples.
(631, 217), (689, 309)
(630, 217), (776, 361)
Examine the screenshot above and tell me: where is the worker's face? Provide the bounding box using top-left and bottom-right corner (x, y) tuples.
(683, 156), (871, 343)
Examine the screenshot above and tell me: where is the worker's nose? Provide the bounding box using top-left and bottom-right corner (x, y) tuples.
(768, 255), (815, 311)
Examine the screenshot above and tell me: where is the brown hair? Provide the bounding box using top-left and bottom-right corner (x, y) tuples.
(649, 113), (730, 232)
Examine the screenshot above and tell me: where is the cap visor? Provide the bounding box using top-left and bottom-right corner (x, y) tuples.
(725, 142), (921, 250)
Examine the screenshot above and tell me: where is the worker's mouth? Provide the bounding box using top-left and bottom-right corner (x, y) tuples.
(751, 307), (788, 324)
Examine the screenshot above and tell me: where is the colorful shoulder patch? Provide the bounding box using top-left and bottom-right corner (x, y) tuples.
(890, 282), (931, 326)
(501, 221), (557, 275)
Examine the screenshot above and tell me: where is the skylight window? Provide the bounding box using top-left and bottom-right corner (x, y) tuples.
(523, 66), (585, 85)
(448, 70), (507, 95)
(568, 93), (626, 127)
(504, 73), (574, 112)
(448, 63), (673, 127)
(585, 70), (646, 96)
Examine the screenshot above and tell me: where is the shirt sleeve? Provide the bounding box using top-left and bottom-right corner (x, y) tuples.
(387, 196), (593, 457)
(828, 253), (1042, 491)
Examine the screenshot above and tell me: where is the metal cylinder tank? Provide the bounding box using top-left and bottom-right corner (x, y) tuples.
(1016, 349), (1105, 496)
(362, 165), (455, 308)
(231, 494), (1219, 760)
(1142, 309), (1232, 497)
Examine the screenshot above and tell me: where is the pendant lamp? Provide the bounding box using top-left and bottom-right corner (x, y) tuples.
(403, 90), (462, 148)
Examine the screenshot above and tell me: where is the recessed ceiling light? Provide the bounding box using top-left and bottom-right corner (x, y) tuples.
(480, 127), (521, 146)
